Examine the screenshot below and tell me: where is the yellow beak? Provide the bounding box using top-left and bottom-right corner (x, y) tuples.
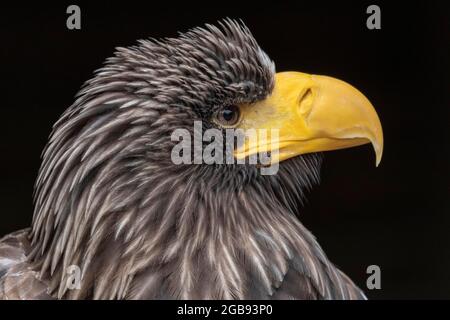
(234, 72), (383, 166)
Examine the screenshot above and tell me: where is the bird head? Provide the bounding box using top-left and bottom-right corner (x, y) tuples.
(56, 19), (382, 190)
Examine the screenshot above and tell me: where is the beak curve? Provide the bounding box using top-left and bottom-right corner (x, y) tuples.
(234, 71), (384, 166)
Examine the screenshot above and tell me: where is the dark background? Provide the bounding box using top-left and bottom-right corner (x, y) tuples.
(0, 1), (448, 299)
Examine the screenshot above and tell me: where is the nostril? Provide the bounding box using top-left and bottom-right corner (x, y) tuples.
(300, 88), (313, 104)
(298, 88), (314, 119)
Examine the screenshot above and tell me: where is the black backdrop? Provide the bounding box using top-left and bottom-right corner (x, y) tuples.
(0, 1), (448, 299)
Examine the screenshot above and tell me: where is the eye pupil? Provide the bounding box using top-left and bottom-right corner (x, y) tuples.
(222, 109), (234, 121)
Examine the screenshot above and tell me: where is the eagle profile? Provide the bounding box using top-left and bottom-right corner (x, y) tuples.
(0, 20), (383, 299)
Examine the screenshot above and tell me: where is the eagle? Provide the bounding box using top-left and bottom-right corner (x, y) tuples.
(0, 20), (383, 300)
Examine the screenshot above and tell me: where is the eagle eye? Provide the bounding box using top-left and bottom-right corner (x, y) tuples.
(214, 105), (241, 128)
